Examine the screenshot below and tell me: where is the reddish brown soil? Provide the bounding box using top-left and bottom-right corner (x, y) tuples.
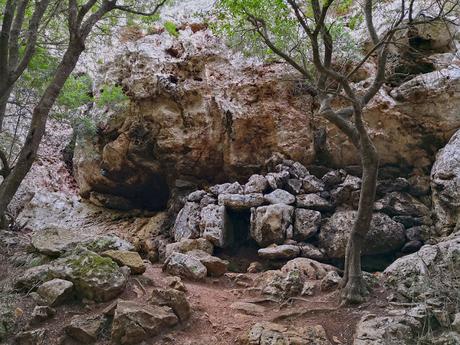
(1, 247), (390, 345)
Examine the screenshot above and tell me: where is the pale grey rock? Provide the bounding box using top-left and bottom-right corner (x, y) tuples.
(187, 190), (207, 202)
(302, 175), (325, 193)
(258, 245), (300, 260)
(431, 129), (460, 236)
(218, 193), (265, 210)
(330, 175), (361, 206)
(296, 194), (333, 211)
(187, 250), (228, 277)
(264, 189), (295, 205)
(244, 174), (269, 194)
(384, 234), (460, 301)
(209, 182), (243, 196)
(172, 202), (201, 241)
(281, 258), (336, 280)
(244, 322), (331, 345)
(353, 313), (422, 345)
(322, 170), (346, 188)
(320, 271), (341, 291)
(37, 279), (74, 307)
(285, 178), (303, 195)
(293, 208), (321, 241)
(111, 300), (178, 345)
(164, 238), (214, 258)
(298, 243), (325, 260)
(163, 252), (207, 280)
(199, 204), (227, 247)
(230, 302), (265, 316)
(30, 306), (55, 325)
(266, 171), (290, 190)
(318, 211), (406, 258)
(250, 204), (294, 246)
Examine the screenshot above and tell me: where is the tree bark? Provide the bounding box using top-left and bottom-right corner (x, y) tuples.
(0, 42), (84, 225)
(341, 126), (379, 304)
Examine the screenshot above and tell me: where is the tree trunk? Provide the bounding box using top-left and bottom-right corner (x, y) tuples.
(0, 43), (84, 226)
(341, 134), (379, 304)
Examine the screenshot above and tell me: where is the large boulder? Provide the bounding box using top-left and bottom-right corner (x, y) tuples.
(293, 209), (321, 241)
(15, 249), (128, 302)
(431, 129), (460, 236)
(384, 234), (460, 301)
(218, 193), (265, 210)
(250, 204), (294, 246)
(318, 211), (406, 258)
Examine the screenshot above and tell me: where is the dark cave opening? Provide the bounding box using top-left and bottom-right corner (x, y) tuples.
(214, 208), (260, 273)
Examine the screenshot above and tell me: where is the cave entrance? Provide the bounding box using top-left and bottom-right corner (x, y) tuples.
(214, 208), (259, 272)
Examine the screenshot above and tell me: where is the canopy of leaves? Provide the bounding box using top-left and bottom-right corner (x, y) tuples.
(214, 0), (362, 72)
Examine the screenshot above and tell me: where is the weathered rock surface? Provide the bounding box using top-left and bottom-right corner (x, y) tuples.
(65, 315), (105, 343)
(243, 322), (331, 345)
(164, 238), (213, 258)
(172, 202), (201, 241)
(199, 204), (227, 247)
(318, 211), (406, 258)
(218, 193), (265, 210)
(111, 300), (178, 345)
(264, 189), (295, 205)
(250, 204), (294, 246)
(163, 252), (207, 280)
(74, 28), (460, 208)
(16, 249), (128, 302)
(31, 227), (133, 257)
(293, 209), (321, 241)
(258, 245), (300, 260)
(187, 250), (228, 277)
(431, 129), (460, 236)
(384, 234), (460, 301)
(296, 194), (333, 211)
(101, 250), (146, 274)
(281, 258), (336, 280)
(36, 278), (74, 306)
(15, 329), (47, 345)
(150, 288), (191, 322)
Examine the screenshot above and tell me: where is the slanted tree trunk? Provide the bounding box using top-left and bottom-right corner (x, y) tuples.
(0, 42), (84, 225)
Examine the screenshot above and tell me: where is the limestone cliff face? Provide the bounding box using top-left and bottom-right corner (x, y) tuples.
(74, 25), (460, 210)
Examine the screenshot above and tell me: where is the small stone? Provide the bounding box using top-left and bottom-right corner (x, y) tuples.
(101, 250), (146, 274)
(209, 182), (243, 196)
(244, 175), (268, 194)
(266, 171), (290, 190)
(229, 302), (265, 316)
(37, 279), (74, 307)
(165, 276), (187, 292)
(258, 245), (300, 260)
(218, 193), (265, 210)
(247, 262), (263, 273)
(285, 178), (303, 195)
(296, 194), (333, 211)
(322, 170), (345, 187)
(187, 190), (207, 202)
(187, 250), (228, 277)
(65, 315), (104, 343)
(299, 243), (325, 260)
(320, 271), (341, 291)
(302, 175), (325, 193)
(30, 306), (55, 325)
(111, 300), (178, 345)
(293, 209), (321, 241)
(165, 238), (214, 258)
(15, 329), (47, 345)
(150, 288), (191, 322)
(264, 189), (295, 205)
(163, 252), (207, 280)
(452, 313), (460, 332)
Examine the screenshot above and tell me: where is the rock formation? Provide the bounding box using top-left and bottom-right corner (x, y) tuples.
(74, 24), (460, 209)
